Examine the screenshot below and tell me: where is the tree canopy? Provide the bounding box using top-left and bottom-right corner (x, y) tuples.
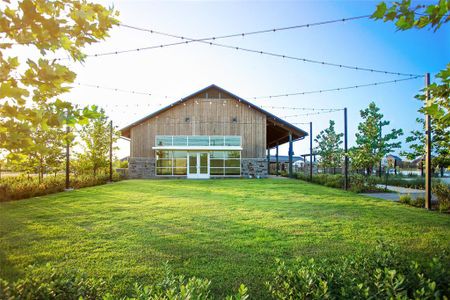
(314, 120), (344, 173)
(0, 0), (119, 168)
(350, 102), (403, 174)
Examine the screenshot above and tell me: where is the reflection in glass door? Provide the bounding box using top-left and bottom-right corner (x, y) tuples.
(187, 152), (210, 179)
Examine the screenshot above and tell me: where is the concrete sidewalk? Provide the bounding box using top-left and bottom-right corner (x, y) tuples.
(360, 185), (437, 202)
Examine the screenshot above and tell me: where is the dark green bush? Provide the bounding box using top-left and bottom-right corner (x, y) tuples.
(103, 264), (249, 300)
(266, 244), (450, 299)
(1, 264), (249, 300)
(399, 194), (412, 205)
(296, 173), (381, 193)
(0, 264), (105, 300)
(0, 173), (122, 202)
(411, 196), (425, 208)
(432, 182), (450, 213)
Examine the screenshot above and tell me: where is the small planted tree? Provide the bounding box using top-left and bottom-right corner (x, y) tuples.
(314, 120), (344, 174)
(77, 109), (119, 177)
(350, 102), (403, 175)
(402, 118), (450, 176)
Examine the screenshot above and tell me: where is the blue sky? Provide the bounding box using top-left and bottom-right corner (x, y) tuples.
(64, 0), (449, 158)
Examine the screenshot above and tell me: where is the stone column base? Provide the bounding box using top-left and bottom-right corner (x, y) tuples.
(128, 157), (155, 178)
(241, 158), (268, 178)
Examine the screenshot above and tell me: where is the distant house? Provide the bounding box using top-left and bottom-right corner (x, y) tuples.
(385, 154), (402, 174)
(120, 85), (308, 179)
(386, 154), (402, 166)
(269, 156), (304, 173)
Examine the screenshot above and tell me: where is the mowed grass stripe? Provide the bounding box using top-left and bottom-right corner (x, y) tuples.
(0, 179), (449, 298)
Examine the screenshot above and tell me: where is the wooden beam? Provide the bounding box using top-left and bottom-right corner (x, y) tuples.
(276, 143), (279, 176)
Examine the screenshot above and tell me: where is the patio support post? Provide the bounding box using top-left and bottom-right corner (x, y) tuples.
(267, 147), (270, 176)
(276, 143), (279, 176)
(288, 132), (293, 178)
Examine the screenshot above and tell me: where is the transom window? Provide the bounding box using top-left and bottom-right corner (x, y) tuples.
(155, 135), (241, 147)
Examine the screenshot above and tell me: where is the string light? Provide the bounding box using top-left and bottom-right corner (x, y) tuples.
(74, 82), (174, 99)
(57, 17), (421, 77)
(261, 106), (342, 111)
(252, 76), (422, 99)
(119, 15), (369, 44)
(282, 109), (342, 118)
(73, 75), (421, 105)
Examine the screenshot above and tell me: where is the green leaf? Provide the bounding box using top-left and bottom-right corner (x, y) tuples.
(372, 2), (387, 19)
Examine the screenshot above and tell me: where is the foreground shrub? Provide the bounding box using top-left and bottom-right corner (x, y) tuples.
(0, 173), (122, 202)
(1, 264), (249, 300)
(411, 196), (425, 208)
(296, 173), (381, 193)
(432, 182), (450, 213)
(0, 264), (106, 300)
(399, 194), (412, 205)
(2, 248), (448, 299)
(266, 244), (450, 300)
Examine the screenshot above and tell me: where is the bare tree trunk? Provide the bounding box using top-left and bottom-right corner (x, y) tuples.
(39, 157), (43, 184)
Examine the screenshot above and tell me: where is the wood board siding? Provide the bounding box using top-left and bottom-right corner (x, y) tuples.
(130, 94), (266, 158)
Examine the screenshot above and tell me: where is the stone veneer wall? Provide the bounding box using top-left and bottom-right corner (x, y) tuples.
(128, 157), (155, 179)
(241, 158), (268, 178)
(128, 157), (268, 179)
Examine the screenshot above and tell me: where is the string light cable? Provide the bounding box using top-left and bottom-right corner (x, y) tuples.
(282, 109), (343, 118)
(60, 17), (421, 77)
(119, 15), (369, 44)
(73, 75), (422, 104)
(251, 76), (422, 99)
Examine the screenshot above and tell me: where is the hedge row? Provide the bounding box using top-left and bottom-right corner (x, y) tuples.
(0, 173), (122, 202)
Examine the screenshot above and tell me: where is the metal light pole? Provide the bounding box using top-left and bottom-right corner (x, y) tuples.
(424, 73), (432, 210)
(309, 122), (313, 181)
(65, 124), (70, 190)
(344, 108), (349, 190)
(109, 120), (113, 182)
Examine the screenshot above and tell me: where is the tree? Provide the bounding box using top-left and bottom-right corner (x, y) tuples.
(0, 0), (119, 173)
(76, 110), (118, 176)
(371, 0), (449, 135)
(350, 102), (403, 175)
(314, 120), (344, 174)
(403, 120), (450, 177)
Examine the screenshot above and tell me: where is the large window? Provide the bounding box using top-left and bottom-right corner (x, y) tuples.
(210, 151), (241, 176)
(155, 135), (241, 147)
(155, 150), (241, 176)
(156, 151), (187, 175)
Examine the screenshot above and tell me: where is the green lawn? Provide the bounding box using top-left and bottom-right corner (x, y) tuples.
(0, 179), (449, 298)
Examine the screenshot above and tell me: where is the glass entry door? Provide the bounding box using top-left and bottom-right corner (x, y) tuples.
(187, 152), (210, 179)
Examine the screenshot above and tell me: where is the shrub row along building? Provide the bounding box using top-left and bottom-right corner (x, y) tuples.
(120, 85), (308, 178)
